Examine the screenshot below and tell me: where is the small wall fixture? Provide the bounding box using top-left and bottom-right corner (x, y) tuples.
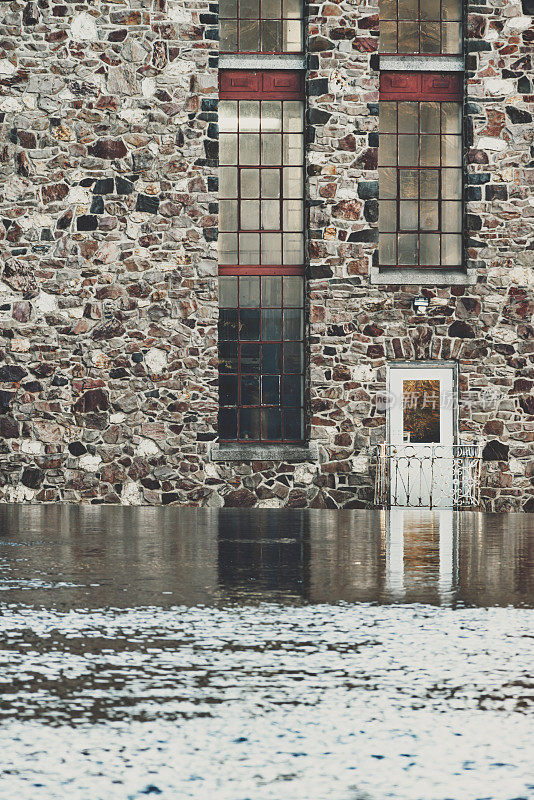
(413, 296), (429, 315)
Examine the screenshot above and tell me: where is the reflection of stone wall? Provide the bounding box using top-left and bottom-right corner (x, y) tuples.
(0, 1), (532, 510)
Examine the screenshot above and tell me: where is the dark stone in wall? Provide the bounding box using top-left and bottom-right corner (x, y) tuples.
(93, 178), (114, 195)
(77, 215), (98, 231)
(506, 106), (532, 124)
(21, 468), (43, 489)
(73, 389), (109, 414)
(136, 194), (160, 214)
(68, 442), (87, 456)
(0, 365), (27, 382)
(88, 138), (128, 160)
(482, 441), (510, 461)
(0, 416), (19, 438)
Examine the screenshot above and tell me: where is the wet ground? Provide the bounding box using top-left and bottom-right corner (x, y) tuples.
(0, 506), (533, 799)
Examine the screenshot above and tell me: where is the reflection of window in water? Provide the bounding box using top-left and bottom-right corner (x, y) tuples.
(403, 379), (440, 442)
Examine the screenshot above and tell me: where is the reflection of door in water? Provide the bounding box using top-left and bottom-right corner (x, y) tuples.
(388, 365), (455, 508)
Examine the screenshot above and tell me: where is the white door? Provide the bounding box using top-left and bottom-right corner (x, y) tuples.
(388, 365), (455, 508)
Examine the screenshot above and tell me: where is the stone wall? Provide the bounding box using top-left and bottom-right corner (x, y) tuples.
(0, 0), (532, 510)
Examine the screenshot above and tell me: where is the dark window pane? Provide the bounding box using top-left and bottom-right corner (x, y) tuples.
(219, 309), (239, 340)
(219, 408), (237, 439)
(241, 375), (260, 405)
(262, 408), (282, 440)
(261, 19), (282, 51)
(220, 21), (238, 51)
(283, 341), (302, 372)
(283, 409), (303, 440)
(219, 375), (238, 406)
(218, 341), (238, 373)
(283, 308), (302, 339)
(262, 308), (282, 339)
(241, 342), (261, 373)
(282, 375), (302, 406)
(262, 375), (280, 404)
(262, 342), (281, 373)
(239, 309), (260, 340)
(239, 408), (260, 440)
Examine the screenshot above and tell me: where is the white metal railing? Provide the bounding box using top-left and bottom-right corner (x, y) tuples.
(374, 442), (482, 509)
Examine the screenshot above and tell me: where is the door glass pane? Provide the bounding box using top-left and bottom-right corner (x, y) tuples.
(420, 0), (440, 18)
(241, 342), (260, 372)
(261, 408), (282, 439)
(403, 379), (440, 443)
(219, 375), (238, 405)
(240, 309), (260, 339)
(283, 409), (303, 440)
(261, 199), (281, 230)
(241, 375), (260, 405)
(219, 134), (238, 165)
(241, 0), (259, 16)
(283, 19), (302, 51)
(218, 341), (238, 373)
(220, 21), (238, 51)
(283, 232), (303, 264)
(262, 133), (282, 165)
(262, 342), (281, 373)
(219, 0), (237, 15)
(441, 168), (461, 199)
(283, 134), (303, 165)
(219, 408), (237, 439)
(284, 0), (302, 19)
(262, 19), (282, 51)
(283, 101), (303, 132)
(262, 101), (282, 132)
(442, 0), (461, 19)
(218, 233), (238, 264)
(284, 308), (303, 339)
(262, 309), (282, 339)
(398, 0), (418, 18)
(283, 166), (303, 197)
(261, 375), (280, 404)
(283, 341), (303, 372)
(380, 0), (397, 17)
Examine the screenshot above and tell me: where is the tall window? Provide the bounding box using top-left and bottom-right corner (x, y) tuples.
(379, 0), (462, 55)
(378, 72), (462, 269)
(218, 71), (305, 443)
(219, 0), (303, 54)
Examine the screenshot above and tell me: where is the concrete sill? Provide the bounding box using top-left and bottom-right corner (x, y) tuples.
(370, 267), (477, 286)
(209, 442), (319, 463)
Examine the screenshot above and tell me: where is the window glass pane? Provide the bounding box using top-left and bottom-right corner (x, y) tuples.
(380, 102), (397, 133)
(284, 0), (302, 19)
(443, 0), (462, 21)
(420, 0), (440, 18)
(218, 233), (238, 264)
(261, 199), (281, 230)
(262, 309), (282, 339)
(241, 168), (260, 198)
(283, 166), (303, 197)
(283, 134), (303, 165)
(218, 341), (238, 373)
(219, 374), (238, 405)
(420, 233), (440, 265)
(240, 200), (260, 230)
(219, 0), (237, 15)
(220, 21), (238, 51)
(239, 408), (260, 440)
(220, 167), (238, 198)
(219, 408), (237, 439)
(239, 276), (260, 307)
(379, 167), (397, 199)
(241, 0), (259, 16)
(282, 375), (302, 406)
(399, 200), (418, 230)
(219, 101), (238, 132)
(241, 343), (260, 372)
(261, 169), (280, 198)
(283, 409), (303, 440)
(219, 134), (238, 165)
(240, 309), (260, 340)
(283, 20), (301, 51)
(284, 308), (303, 339)
(442, 200), (462, 232)
(283, 101), (304, 132)
(239, 232), (260, 264)
(400, 170), (418, 198)
(262, 375), (280, 405)
(379, 134), (397, 166)
(379, 21), (397, 52)
(219, 276), (238, 307)
(443, 22), (461, 53)
(380, 0), (397, 18)
(263, 0), (281, 18)
(419, 200), (438, 230)
(379, 200), (397, 232)
(239, 101), (260, 132)
(398, 21), (418, 51)
(262, 101), (282, 132)
(283, 341), (303, 372)
(398, 0), (418, 18)
(420, 21), (440, 52)
(262, 19), (282, 51)
(442, 135), (462, 166)
(420, 102), (440, 134)
(261, 232), (282, 264)
(239, 19), (260, 51)
(398, 233), (418, 265)
(420, 134), (440, 166)
(261, 408), (282, 439)
(283, 232), (303, 264)
(420, 169), (439, 199)
(283, 199), (303, 231)
(442, 102), (461, 134)
(261, 276), (282, 306)
(219, 200), (238, 232)
(441, 233), (462, 265)
(262, 133), (282, 165)
(441, 168), (461, 199)
(283, 276), (303, 306)
(398, 102), (418, 134)
(398, 134), (418, 166)
(262, 342), (281, 373)
(379, 233), (397, 265)
(241, 375), (260, 405)
(239, 134), (260, 164)
(219, 309), (239, 340)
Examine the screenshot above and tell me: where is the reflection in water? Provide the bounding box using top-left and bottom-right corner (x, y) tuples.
(0, 505), (531, 608)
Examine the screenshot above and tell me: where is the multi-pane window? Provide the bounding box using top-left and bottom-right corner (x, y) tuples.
(218, 71), (305, 443)
(219, 0), (303, 54)
(379, 0), (462, 54)
(378, 72), (462, 270)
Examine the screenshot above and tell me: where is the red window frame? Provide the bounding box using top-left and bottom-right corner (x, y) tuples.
(217, 70), (306, 444)
(378, 72), (463, 270)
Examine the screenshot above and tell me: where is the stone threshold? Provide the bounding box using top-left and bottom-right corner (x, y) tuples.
(209, 442), (319, 462)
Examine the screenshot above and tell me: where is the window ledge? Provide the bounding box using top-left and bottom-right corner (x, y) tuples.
(370, 266), (476, 286)
(379, 55), (464, 72)
(209, 441), (319, 462)
(218, 54), (306, 71)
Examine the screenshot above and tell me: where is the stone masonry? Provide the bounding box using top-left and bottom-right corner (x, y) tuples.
(0, 0), (532, 510)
